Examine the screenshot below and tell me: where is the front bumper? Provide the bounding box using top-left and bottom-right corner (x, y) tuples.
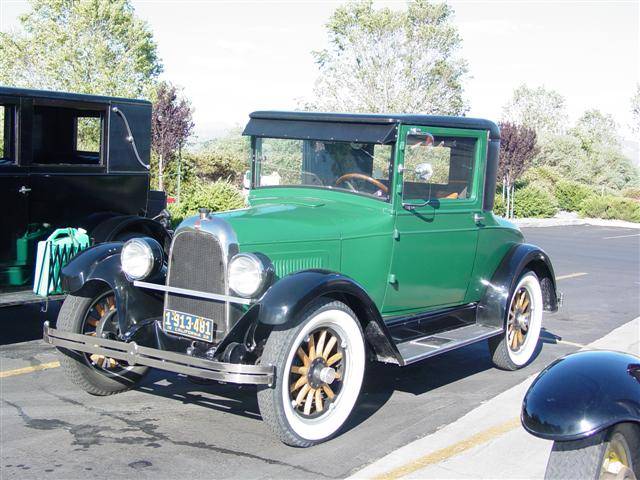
(43, 322), (274, 386)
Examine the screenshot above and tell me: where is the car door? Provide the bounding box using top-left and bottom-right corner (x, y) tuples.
(0, 96), (32, 290)
(382, 125), (487, 314)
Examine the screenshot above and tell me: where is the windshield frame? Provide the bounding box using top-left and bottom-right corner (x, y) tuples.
(249, 135), (396, 203)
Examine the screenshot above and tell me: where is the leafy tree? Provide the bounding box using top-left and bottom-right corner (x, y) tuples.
(0, 0), (161, 98)
(570, 109), (619, 151)
(631, 84), (640, 134)
(151, 82), (194, 192)
(304, 0), (469, 114)
(497, 122), (538, 218)
(501, 85), (568, 137)
(533, 109), (638, 192)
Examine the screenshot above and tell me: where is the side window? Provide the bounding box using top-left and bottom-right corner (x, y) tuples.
(403, 132), (477, 201)
(0, 104), (16, 166)
(32, 105), (103, 166)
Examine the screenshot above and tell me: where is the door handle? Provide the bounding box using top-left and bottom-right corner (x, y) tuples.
(473, 213), (485, 225)
(18, 186), (31, 195)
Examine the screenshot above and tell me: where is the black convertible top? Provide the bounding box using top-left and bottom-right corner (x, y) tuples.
(245, 110), (500, 141)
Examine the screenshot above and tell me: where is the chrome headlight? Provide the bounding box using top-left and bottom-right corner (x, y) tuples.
(121, 237), (163, 280)
(228, 253), (272, 298)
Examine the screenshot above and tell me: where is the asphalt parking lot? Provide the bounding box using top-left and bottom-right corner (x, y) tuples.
(1, 225), (639, 479)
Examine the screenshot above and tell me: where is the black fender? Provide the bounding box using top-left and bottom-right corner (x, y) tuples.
(477, 243), (558, 329)
(255, 270), (402, 364)
(91, 215), (171, 250)
(61, 242), (164, 335)
(522, 350), (640, 441)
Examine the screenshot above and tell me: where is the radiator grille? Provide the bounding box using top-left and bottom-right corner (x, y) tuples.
(165, 229), (226, 340)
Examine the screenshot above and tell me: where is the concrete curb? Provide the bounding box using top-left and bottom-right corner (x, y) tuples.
(513, 217), (640, 229)
(350, 318), (640, 479)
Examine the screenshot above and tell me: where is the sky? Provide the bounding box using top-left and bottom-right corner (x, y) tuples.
(1, 0), (638, 143)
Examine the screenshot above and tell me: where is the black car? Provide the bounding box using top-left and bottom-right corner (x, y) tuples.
(0, 87), (169, 306)
(522, 350), (640, 479)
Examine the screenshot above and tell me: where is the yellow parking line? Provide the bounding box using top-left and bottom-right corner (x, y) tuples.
(374, 418), (520, 480)
(0, 361), (60, 379)
(556, 272), (588, 281)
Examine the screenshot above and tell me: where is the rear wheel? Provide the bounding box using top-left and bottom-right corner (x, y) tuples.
(490, 270), (543, 370)
(57, 283), (148, 395)
(257, 298), (366, 447)
(545, 423), (640, 479)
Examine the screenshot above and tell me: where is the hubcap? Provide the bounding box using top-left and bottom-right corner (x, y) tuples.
(507, 287), (532, 352)
(288, 328), (345, 418)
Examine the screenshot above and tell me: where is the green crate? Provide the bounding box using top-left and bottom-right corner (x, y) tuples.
(33, 228), (91, 296)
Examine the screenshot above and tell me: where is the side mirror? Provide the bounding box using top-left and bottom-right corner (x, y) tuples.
(414, 162), (433, 182)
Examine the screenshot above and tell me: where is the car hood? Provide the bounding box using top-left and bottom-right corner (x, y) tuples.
(214, 195), (390, 246)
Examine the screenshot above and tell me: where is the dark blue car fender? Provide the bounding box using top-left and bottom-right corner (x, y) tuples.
(521, 350), (640, 441)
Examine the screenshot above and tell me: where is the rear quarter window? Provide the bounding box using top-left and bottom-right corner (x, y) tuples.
(32, 105), (104, 166)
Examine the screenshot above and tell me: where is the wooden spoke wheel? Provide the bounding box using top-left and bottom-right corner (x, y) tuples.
(82, 291), (122, 371)
(490, 271), (543, 370)
(56, 283), (148, 396)
(546, 423), (640, 480)
(507, 286), (532, 353)
(288, 327), (345, 418)
(257, 298), (366, 447)
(601, 431), (635, 479)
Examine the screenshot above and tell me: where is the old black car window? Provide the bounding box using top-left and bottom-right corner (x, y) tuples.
(31, 105), (103, 165)
(0, 104), (16, 166)
(254, 138), (393, 200)
(403, 134), (477, 201)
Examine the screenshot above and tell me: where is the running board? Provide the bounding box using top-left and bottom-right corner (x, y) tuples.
(396, 324), (503, 365)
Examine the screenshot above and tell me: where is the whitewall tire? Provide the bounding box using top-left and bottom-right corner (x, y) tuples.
(490, 271), (543, 370)
(257, 298), (366, 447)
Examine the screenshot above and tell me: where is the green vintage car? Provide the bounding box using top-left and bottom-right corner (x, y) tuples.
(44, 112), (559, 446)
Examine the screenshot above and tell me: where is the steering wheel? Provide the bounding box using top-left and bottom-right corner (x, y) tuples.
(335, 173), (389, 194)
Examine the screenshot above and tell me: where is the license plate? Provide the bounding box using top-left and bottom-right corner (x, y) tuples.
(163, 309), (215, 343)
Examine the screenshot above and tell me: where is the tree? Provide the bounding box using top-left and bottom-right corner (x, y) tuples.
(631, 85), (640, 134)
(151, 82), (194, 192)
(501, 85), (568, 137)
(498, 122), (539, 218)
(304, 0), (469, 115)
(570, 109), (619, 151)
(0, 0), (161, 98)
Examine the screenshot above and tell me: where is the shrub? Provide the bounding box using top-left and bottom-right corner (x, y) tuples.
(554, 180), (594, 212)
(168, 180), (246, 227)
(520, 166), (562, 192)
(622, 187), (640, 200)
(493, 194), (507, 217)
(189, 130), (249, 186)
(513, 184), (559, 218)
(579, 195), (640, 223)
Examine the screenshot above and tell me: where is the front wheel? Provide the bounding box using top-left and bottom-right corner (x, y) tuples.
(545, 423), (640, 480)
(257, 298), (366, 447)
(57, 283), (148, 396)
(489, 270), (543, 370)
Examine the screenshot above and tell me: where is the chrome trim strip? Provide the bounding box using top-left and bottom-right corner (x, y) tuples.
(43, 322), (273, 385)
(134, 280), (251, 305)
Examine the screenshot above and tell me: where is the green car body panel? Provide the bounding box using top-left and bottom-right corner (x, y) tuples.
(212, 121), (527, 319)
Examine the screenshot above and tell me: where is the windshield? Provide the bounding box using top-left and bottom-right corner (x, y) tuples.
(253, 138), (393, 200)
